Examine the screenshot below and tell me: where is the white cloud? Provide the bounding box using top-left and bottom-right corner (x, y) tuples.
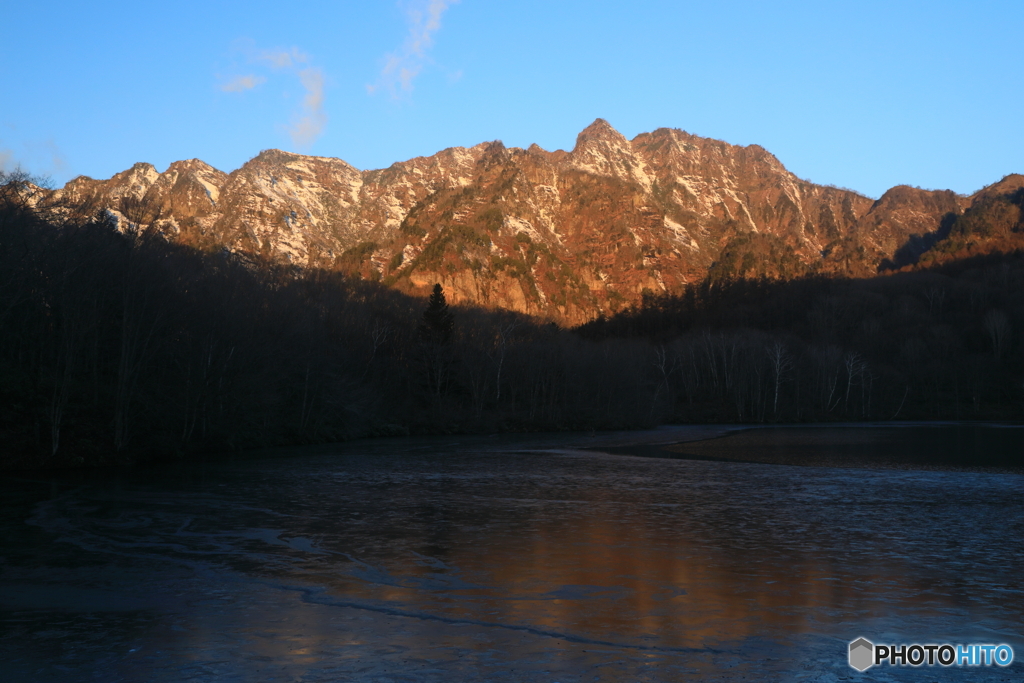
(0, 138), (66, 181)
(290, 68), (327, 148)
(220, 44), (327, 149)
(42, 139), (67, 175)
(370, 0), (459, 98)
(219, 74), (266, 93)
(257, 47), (309, 70)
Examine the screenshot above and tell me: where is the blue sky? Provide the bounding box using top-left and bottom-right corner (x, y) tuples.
(1, 0), (1020, 198)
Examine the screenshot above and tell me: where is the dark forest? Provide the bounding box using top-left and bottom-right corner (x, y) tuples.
(3, 173), (1023, 469)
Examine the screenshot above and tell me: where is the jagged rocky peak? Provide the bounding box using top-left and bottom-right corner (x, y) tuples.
(573, 118), (629, 146)
(871, 185), (964, 213)
(224, 149), (365, 224)
(249, 148), (329, 166)
(473, 140), (515, 171)
(155, 159), (227, 193)
(238, 149), (361, 188)
(28, 122), (1020, 323)
(252, 148), (294, 163)
(122, 161), (160, 179)
(142, 159), (227, 217)
(567, 118), (652, 188)
(362, 144), (489, 220)
(55, 161), (160, 206)
(109, 162), (160, 198)
(634, 126), (785, 178)
(570, 119), (633, 162)
(164, 158), (225, 177)
(480, 139), (508, 155)
(59, 175), (98, 196)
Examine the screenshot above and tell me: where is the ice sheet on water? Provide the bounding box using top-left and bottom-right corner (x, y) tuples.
(1, 425), (1022, 681)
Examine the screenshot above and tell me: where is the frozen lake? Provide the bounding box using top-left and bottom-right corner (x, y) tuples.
(1, 424), (1022, 681)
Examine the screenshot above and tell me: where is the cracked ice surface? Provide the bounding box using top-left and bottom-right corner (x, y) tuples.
(1, 425), (1022, 682)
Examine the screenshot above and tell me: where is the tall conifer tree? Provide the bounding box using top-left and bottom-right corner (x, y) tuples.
(420, 283), (454, 343)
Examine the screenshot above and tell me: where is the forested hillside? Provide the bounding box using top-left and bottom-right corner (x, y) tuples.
(3, 171), (1024, 469)
(580, 255), (1024, 423)
(1, 173), (657, 468)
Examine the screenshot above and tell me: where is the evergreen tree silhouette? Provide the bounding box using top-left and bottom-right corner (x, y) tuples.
(420, 283), (454, 343)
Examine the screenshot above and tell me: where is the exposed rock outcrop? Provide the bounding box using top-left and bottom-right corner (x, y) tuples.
(37, 120), (1015, 324)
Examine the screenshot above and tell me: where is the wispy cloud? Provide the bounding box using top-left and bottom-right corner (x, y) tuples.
(219, 43), (327, 150)
(290, 68), (327, 148)
(256, 47), (309, 70)
(219, 74), (266, 93)
(369, 0), (459, 98)
(40, 138), (67, 175)
(0, 138), (66, 181)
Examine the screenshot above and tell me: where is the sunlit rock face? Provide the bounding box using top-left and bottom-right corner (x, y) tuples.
(44, 121), (1014, 324)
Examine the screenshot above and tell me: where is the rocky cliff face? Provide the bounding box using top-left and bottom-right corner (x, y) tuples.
(43, 119), (1014, 324)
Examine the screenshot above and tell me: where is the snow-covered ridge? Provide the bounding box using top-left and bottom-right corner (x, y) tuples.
(33, 119), (983, 322)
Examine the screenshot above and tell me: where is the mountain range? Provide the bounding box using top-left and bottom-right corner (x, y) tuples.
(40, 119), (1024, 324)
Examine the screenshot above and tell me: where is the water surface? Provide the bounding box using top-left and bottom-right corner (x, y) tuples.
(1, 425), (1022, 681)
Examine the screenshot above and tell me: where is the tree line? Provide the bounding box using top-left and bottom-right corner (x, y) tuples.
(578, 256), (1024, 423)
(0, 173), (655, 468)
(2, 170), (1023, 469)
